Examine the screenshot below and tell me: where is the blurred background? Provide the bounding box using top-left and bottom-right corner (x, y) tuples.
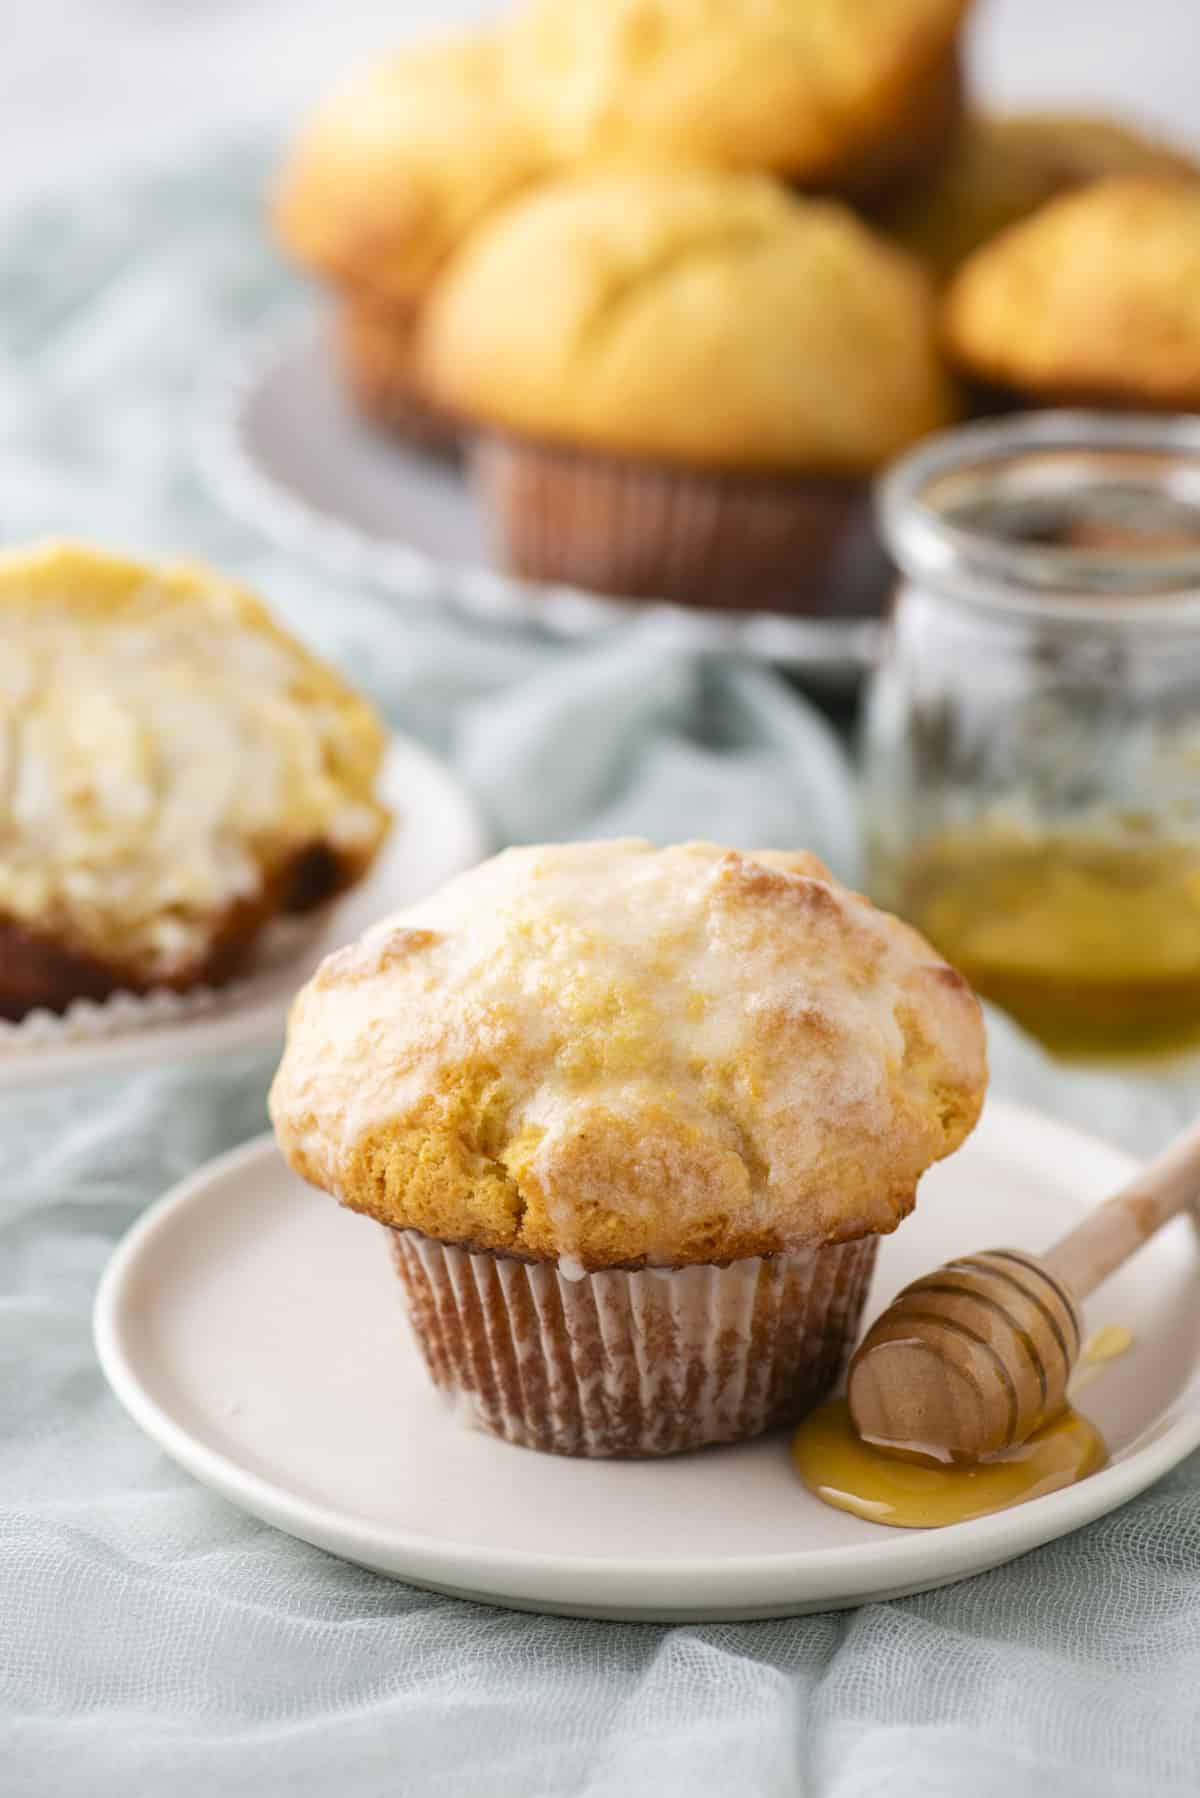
(5, 0), (1199, 202)
(6, 0), (1200, 1060)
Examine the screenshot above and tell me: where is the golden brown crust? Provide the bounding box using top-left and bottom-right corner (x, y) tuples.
(0, 841), (368, 1021)
(0, 903), (270, 1023)
(882, 111), (1199, 280)
(419, 170), (957, 476)
(272, 31), (548, 308)
(943, 175), (1200, 408)
(270, 841), (987, 1268)
(502, 0), (970, 189)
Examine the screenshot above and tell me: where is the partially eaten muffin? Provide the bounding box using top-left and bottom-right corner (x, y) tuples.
(0, 541), (390, 1019)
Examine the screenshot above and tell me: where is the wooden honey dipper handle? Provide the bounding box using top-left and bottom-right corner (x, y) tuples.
(847, 1116), (1200, 1464)
(1042, 1113), (1200, 1298)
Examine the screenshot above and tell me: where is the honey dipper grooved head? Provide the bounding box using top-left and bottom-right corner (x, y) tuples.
(846, 1249), (1084, 1463)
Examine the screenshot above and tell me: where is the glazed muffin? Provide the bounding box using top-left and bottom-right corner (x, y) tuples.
(0, 542), (389, 1021)
(270, 841), (987, 1458)
(502, 0), (970, 199)
(883, 112), (1200, 281)
(943, 177), (1200, 410)
(418, 170), (956, 614)
(273, 31), (548, 447)
(273, 31), (547, 307)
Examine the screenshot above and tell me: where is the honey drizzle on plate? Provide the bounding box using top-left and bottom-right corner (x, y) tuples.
(1069, 1324), (1137, 1398)
(792, 1399), (1108, 1529)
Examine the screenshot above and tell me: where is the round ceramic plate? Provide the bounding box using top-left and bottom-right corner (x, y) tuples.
(204, 311), (881, 679)
(95, 1100), (1200, 1621)
(0, 736), (487, 1089)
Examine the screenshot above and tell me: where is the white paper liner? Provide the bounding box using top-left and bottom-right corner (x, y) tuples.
(390, 1230), (879, 1459)
(0, 912), (326, 1054)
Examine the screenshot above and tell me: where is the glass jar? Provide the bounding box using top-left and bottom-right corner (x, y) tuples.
(862, 412), (1200, 1057)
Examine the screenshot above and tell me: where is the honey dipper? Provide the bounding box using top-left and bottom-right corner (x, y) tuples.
(847, 1115), (1200, 1464)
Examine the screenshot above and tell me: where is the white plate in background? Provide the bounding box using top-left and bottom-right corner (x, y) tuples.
(95, 1101), (1200, 1621)
(204, 311), (882, 680)
(0, 736), (487, 1089)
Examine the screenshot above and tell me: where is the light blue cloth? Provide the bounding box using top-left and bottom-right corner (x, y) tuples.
(3, 144), (1200, 1798)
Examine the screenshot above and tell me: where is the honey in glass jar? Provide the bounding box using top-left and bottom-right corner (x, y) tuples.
(864, 413), (1200, 1057)
(891, 829), (1200, 1054)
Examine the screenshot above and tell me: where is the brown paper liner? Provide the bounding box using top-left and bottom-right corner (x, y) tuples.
(468, 434), (889, 618)
(390, 1230), (879, 1458)
(336, 293), (459, 455)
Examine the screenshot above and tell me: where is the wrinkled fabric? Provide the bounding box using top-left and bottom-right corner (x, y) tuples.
(2, 144), (1200, 1798)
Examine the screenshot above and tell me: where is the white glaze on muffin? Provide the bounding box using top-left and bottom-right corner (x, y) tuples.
(270, 840), (986, 1268)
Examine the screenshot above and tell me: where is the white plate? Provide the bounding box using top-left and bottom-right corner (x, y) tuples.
(94, 1100), (1200, 1621)
(203, 312), (881, 679)
(1, 736), (487, 1089)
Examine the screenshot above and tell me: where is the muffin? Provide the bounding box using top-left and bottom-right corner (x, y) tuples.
(272, 31), (549, 448)
(502, 0), (970, 199)
(943, 177), (1200, 410)
(334, 293), (455, 452)
(418, 169), (955, 614)
(270, 841), (987, 1458)
(0, 542), (390, 1021)
(883, 112), (1200, 281)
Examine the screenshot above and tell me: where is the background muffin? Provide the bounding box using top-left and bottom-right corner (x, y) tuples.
(270, 840), (987, 1458)
(882, 111), (1199, 280)
(267, 5), (1200, 619)
(419, 169), (956, 614)
(502, 0), (970, 198)
(943, 176), (1200, 409)
(0, 542), (389, 1020)
(334, 293), (456, 451)
(273, 31), (549, 448)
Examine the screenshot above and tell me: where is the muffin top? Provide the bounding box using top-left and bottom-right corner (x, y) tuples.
(886, 112), (1199, 279)
(0, 542), (388, 983)
(269, 841), (987, 1270)
(502, 0), (968, 186)
(943, 176), (1200, 407)
(272, 31), (548, 306)
(419, 170), (955, 475)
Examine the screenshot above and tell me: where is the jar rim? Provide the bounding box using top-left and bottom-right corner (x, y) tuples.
(877, 411), (1200, 627)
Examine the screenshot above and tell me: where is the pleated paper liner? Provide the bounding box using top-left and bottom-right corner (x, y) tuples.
(391, 1229), (879, 1458)
(468, 433), (890, 619)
